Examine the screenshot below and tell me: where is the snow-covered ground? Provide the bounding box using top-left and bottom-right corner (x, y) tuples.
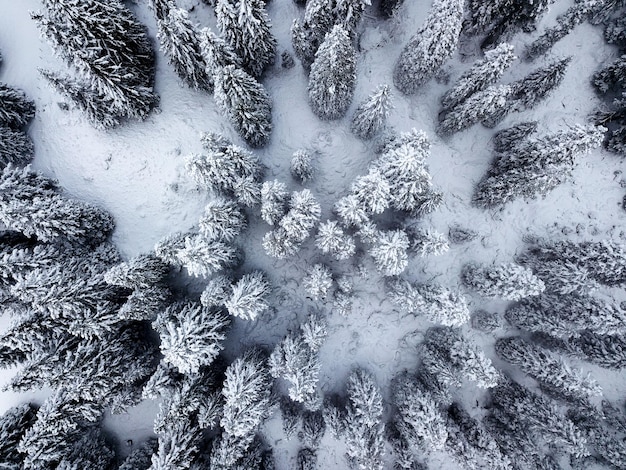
(1, 0), (625, 468)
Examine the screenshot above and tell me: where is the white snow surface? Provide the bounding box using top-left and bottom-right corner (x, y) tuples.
(0, 0), (625, 468)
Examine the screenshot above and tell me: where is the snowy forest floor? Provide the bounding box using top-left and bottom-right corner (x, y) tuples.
(1, 0), (626, 468)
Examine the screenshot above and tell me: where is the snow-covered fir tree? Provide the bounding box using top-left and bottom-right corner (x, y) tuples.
(34, 0), (157, 126)
(215, 0), (277, 77)
(351, 84), (393, 140)
(349, 170), (391, 215)
(474, 124), (605, 207)
(149, 419), (204, 470)
(408, 227), (449, 256)
(198, 27), (243, 80)
(261, 180), (289, 226)
(200, 275), (232, 308)
(564, 331), (626, 370)
(104, 253), (170, 290)
(269, 315), (327, 411)
(291, 150), (315, 183)
(344, 368), (386, 470)
(315, 220), (356, 260)
(496, 336), (602, 402)
(224, 271), (272, 320)
(280, 397), (302, 439)
(153, 301), (229, 374)
(441, 42), (516, 111)
(154, 4), (212, 91)
(176, 235), (240, 278)
(199, 197), (247, 242)
(308, 25), (357, 120)
(302, 263), (333, 300)
(492, 121), (538, 153)
(0, 83), (35, 129)
(0, 126), (34, 168)
(154, 231), (189, 267)
(0, 403), (37, 469)
(302, 410), (326, 448)
(370, 229), (410, 276)
(119, 438), (158, 470)
(593, 54), (626, 93)
(291, 0), (336, 70)
(388, 278), (470, 327)
(393, 0), (464, 94)
(297, 447), (318, 470)
(513, 56), (572, 109)
(438, 85), (513, 136)
(334, 194), (370, 227)
(461, 262), (545, 300)
(213, 65), (272, 148)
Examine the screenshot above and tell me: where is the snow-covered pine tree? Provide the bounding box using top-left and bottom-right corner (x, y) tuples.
(392, 372), (448, 455)
(301, 410), (326, 448)
(393, 0), (464, 94)
(221, 350), (274, 438)
(104, 253), (170, 290)
(408, 227), (449, 256)
(0, 165), (114, 244)
(593, 54), (626, 93)
(370, 229), (410, 276)
(280, 397), (302, 439)
(505, 293), (626, 339)
(349, 169), (392, 215)
(387, 278), (470, 327)
(154, 301), (229, 374)
(199, 197), (247, 242)
(334, 194), (370, 227)
(34, 0), (157, 126)
(315, 220), (356, 260)
(461, 262), (545, 300)
(119, 438), (158, 470)
(291, 0), (336, 70)
(302, 263), (333, 300)
(150, 419), (204, 470)
(308, 25), (357, 120)
(56, 426), (116, 470)
(261, 180), (289, 225)
(150, 2), (212, 91)
(297, 447), (317, 470)
(513, 56), (571, 109)
(351, 84), (393, 139)
(441, 42), (516, 111)
(0, 403), (37, 469)
(213, 65), (272, 148)
(198, 27), (243, 80)
(344, 368), (386, 470)
(199, 275), (232, 308)
(291, 150), (315, 183)
(565, 331), (626, 370)
(495, 336), (602, 402)
(605, 16), (626, 46)
(176, 235), (240, 278)
(492, 121), (538, 153)
(0, 126), (34, 167)
(155, 231), (189, 267)
(224, 271), (272, 320)
(215, 0), (277, 78)
(0, 83), (35, 129)
(437, 85), (513, 136)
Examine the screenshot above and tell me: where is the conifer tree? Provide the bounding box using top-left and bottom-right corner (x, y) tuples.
(315, 220), (356, 260)
(291, 0), (336, 70)
(261, 180), (289, 226)
(0, 127), (34, 167)
(297, 447), (317, 470)
(514, 57), (572, 109)
(176, 235), (240, 278)
(150, 419), (204, 470)
(198, 27), (243, 80)
(104, 252), (170, 290)
(308, 25), (357, 120)
(370, 229), (410, 276)
(213, 65), (273, 148)
(215, 0), (277, 77)
(344, 368), (386, 470)
(492, 121), (538, 153)
(154, 301), (229, 374)
(0, 403), (37, 469)
(393, 0), (464, 94)
(388, 279), (470, 327)
(349, 170), (391, 215)
(154, 231), (189, 267)
(119, 438), (158, 470)
(334, 194), (370, 227)
(291, 150), (315, 183)
(461, 262), (545, 300)
(199, 197), (247, 242)
(441, 43), (516, 111)
(496, 336), (602, 402)
(151, 2), (212, 91)
(593, 55), (626, 93)
(302, 263), (333, 300)
(565, 331), (626, 370)
(224, 271), (272, 320)
(0, 83), (36, 129)
(351, 84), (393, 140)
(408, 227), (449, 256)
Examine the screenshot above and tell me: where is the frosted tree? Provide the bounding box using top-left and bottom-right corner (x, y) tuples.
(441, 42), (516, 111)
(297, 448), (317, 470)
(350, 170), (392, 215)
(269, 315), (328, 411)
(437, 85), (513, 136)
(461, 262), (545, 300)
(0, 83), (35, 128)
(0, 165), (114, 244)
(200, 275), (232, 308)
(224, 271), (272, 320)
(261, 180), (289, 226)
(55, 426), (115, 470)
(513, 57), (572, 109)
(344, 368), (386, 470)
(213, 65), (272, 148)
(308, 25), (356, 120)
(564, 331), (626, 370)
(176, 235), (240, 278)
(393, 0), (464, 94)
(155, 231), (188, 266)
(104, 253), (169, 290)
(280, 397), (302, 439)
(370, 229), (410, 276)
(199, 197), (247, 242)
(150, 420), (204, 470)
(0, 127), (34, 167)
(593, 55), (626, 93)
(388, 278), (470, 327)
(496, 336), (602, 402)
(334, 194), (369, 227)
(119, 439), (158, 470)
(315, 220), (356, 260)
(605, 16), (626, 46)
(215, 0), (277, 77)
(0, 403), (37, 469)
(221, 350), (274, 438)
(198, 27), (243, 80)
(392, 373), (448, 455)
(302, 263), (333, 300)
(351, 84), (394, 139)
(34, 0), (157, 126)
(492, 121), (538, 153)
(291, 150), (315, 183)
(291, 0), (336, 70)
(154, 301), (229, 374)
(408, 227), (449, 256)
(150, 1), (211, 91)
